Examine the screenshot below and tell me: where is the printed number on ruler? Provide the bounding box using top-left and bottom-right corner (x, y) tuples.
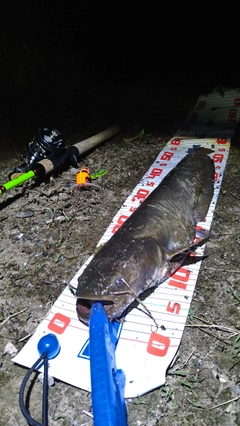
(111, 144), (180, 234)
(146, 266), (191, 357)
(48, 313), (71, 335)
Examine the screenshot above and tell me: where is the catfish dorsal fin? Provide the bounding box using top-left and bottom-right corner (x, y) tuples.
(166, 235), (210, 260)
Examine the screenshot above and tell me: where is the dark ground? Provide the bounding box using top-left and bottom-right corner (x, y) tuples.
(0, 78), (240, 426)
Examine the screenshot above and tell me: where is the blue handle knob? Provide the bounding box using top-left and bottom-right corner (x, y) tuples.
(37, 333), (61, 359)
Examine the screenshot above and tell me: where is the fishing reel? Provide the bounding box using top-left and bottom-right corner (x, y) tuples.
(12, 127), (66, 174)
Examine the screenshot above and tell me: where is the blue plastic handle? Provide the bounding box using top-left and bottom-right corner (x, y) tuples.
(89, 302), (128, 426)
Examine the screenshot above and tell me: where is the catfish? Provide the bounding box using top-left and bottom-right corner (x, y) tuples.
(75, 148), (215, 325)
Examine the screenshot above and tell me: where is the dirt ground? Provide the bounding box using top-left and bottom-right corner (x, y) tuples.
(0, 79), (240, 426)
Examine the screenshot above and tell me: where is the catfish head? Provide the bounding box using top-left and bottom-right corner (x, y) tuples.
(76, 235), (164, 325)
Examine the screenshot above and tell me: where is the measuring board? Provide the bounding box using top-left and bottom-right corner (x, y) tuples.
(13, 87), (240, 398)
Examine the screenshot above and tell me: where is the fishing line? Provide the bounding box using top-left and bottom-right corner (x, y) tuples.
(115, 278), (159, 331)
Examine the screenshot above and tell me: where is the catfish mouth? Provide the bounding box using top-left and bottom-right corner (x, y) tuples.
(76, 298), (114, 325)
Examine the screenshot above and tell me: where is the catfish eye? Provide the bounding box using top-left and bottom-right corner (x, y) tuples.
(115, 277), (124, 287)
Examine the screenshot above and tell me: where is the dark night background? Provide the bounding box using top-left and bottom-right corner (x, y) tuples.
(0, 1), (238, 159)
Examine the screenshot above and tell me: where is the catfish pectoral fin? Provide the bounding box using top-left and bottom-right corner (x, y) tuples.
(183, 254), (208, 266)
(167, 235), (210, 260)
(188, 235), (210, 251)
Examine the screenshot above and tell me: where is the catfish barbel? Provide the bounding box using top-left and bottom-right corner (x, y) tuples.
(75, 147), (215, 325)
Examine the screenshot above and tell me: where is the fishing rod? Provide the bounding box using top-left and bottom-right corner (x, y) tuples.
(0, 125), (121, 195)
